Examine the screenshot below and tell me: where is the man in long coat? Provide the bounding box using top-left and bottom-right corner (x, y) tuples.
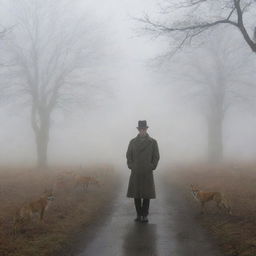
(126, 120), (160, 223)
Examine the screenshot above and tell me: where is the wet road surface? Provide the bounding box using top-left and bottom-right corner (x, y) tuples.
(77, 176), (222, 256)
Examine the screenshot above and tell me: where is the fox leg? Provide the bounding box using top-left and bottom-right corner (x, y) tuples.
(40, 208), (45, 221)
(216, 200), (222, 213)
(13, 218), (18, 236)
(221, 202), (232, 215)
(85, 182), (89, 192)
(13, 216), (24, 235)
(13, 218), (22, 235)
(83, 183), (88, 192)
(13, 220), (22, 236)
(200, 201), (205, 214)
(13, 222), (16, 236)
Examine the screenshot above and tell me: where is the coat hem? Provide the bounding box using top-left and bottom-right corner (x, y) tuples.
(126, 195), (156, 199)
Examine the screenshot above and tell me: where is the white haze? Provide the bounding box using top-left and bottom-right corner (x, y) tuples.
(0, 0), (256, 169)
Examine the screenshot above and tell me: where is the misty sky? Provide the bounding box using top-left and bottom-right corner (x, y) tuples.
(0, 0), (256, 167)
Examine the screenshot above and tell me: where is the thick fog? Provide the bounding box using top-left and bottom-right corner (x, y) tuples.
(0, 0), (256, 168)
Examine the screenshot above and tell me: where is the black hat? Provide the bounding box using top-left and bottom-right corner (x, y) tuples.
(137, 120), (148, 129)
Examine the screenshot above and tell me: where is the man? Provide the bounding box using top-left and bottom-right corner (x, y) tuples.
(126, 120), (160, 223)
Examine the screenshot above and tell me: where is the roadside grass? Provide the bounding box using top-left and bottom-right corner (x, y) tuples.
(0, 165), (119, 256)
(167, 163), (256, 256)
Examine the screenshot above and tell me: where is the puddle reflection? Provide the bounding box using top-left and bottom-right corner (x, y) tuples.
(122, 223), (157, 256)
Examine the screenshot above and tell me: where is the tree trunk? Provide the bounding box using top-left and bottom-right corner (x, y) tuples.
(35, 127), (49, 169)
(207, 68), (225, 163)
(207, 115), (223, 163)
(31, 104), (50, 170)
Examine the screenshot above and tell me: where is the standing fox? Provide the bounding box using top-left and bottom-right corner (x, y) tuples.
(14, 189), (55, 234)
(74, 175), (100, 191)
(190, 185), (232, 215)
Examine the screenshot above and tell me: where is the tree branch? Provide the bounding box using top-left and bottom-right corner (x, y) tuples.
(234, 0), (256, 52)
(139, 0), (256, 53)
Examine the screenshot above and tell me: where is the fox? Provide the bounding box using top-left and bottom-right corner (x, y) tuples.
(190, 184), (232, 215)
(14, 189), (55, 234)
(74, 175), (100, 191)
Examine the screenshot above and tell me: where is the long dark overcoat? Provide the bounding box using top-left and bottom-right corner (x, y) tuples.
(126, 134), (160, 199)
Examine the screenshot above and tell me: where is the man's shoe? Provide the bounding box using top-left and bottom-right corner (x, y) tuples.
(134, 215), (142, 222)
(141, 216), (148, 223)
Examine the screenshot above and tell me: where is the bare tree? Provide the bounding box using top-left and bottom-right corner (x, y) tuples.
(139, 0), (256, 54)
(167, 31), (256, 162)
(2, 0), (108, 169)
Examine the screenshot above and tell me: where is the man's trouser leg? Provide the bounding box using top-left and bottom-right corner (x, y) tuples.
(134, 198), (142, 216)
(142, 199), (150, 217)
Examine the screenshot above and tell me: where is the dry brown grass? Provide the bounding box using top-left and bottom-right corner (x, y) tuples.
(0, 165), (119, 256)
(167, 163), (256, 256)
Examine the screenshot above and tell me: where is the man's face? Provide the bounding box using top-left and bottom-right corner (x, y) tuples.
(138, 128), (148, 136)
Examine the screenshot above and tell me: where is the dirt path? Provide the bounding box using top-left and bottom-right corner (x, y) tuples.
(76, 175), (222, 256)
